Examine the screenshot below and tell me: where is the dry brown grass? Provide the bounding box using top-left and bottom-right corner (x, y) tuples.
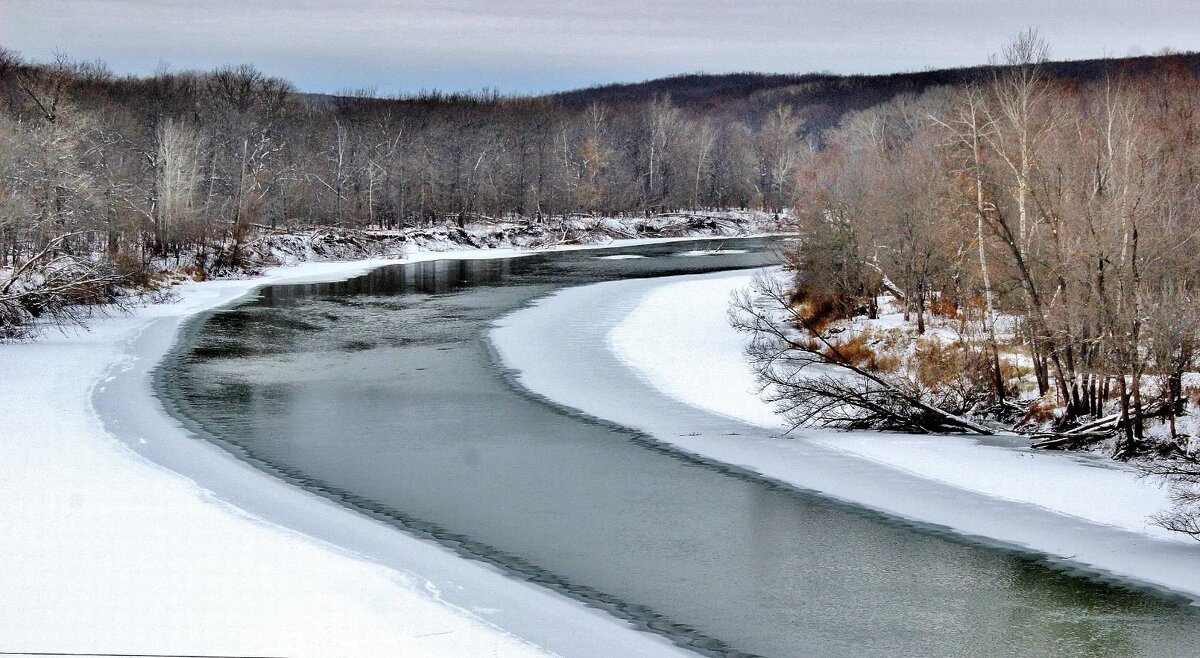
(910, 337), (1009, 412)
(826, 332), (901, 373)
(999, 356), (1031, 394)
(929, 296), (960, 319)
(873, 352), (902, 374)
(1022, 396), (1059, 425)
(799, 294), (844, 334)
(913, 338), (960, 392)
(1187, 385), (1200, 409)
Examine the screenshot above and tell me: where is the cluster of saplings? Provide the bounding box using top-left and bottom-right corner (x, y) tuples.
(0, 46), (814, 335)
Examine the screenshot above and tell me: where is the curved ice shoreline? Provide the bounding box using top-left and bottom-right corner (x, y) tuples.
(2, 243), (714, 658)
(490, 269), (1200, 604)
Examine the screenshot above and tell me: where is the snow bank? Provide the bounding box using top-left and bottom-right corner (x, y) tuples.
(808, 434), (1179, 538)
(609, 275), (780, 429)
(240, 211), (781, 269)
(1, 245), (696, 658)
(611, 272), (1181, 541)
(492, 269), (1200, 603)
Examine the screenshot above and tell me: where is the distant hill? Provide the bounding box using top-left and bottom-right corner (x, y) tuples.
(551, 72), (826, 107)
(549, 52), (1200, 133)
(297, 52), (1200, 136)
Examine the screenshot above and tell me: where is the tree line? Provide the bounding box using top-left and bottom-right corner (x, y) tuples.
(0, 47), (818, 334)
(0, 48), (809, 265)
(763, 31), (1199, 461)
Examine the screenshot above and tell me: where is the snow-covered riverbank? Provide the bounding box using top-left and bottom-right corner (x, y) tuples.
(491, 268), (1200, 603)
(1, 242), (711, 658)
(611, 271), (1183, 542)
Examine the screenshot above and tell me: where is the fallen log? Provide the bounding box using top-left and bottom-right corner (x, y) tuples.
(1066, 402), (1168, 435)
(1030, 431), (1113, 451)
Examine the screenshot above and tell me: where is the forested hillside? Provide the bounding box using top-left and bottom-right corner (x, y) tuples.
(554, 52), (1200, 135)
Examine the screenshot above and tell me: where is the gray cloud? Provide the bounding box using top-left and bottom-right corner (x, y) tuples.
(2, 0), (1197, 93)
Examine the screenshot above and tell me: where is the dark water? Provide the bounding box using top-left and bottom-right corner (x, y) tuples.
(163, 239), (1200, 657)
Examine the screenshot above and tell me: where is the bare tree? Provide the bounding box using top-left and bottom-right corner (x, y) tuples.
(154, 119), (204, 255)
(731, 273), (993, 434)
(0, 232), (124, 338)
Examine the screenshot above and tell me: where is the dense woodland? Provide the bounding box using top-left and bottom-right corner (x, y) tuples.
(0, 49), (815, 271)
(732, 34), (1200, 536)
(4, 43), (1200, 333)
(0, 47), (836, 332)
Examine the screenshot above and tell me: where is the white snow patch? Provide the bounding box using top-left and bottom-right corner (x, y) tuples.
(593, 254), (648, 260)
(809, 433), (1178, 539)
(609, 275), (782, 429)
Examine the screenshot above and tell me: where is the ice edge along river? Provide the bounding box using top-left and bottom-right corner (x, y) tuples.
(490, 268), (1200, 607)
(2, 240), (732, 658)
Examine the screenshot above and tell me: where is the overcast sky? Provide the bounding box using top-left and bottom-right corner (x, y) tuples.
(2, 1), (1198, 95)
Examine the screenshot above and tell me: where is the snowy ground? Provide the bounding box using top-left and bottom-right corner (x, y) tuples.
(492, 268), (1200, 604)
(1, 242), (712, 658)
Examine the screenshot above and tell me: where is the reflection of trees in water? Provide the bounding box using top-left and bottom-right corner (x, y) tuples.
(195, 241), (776, 359)
(252, 238), (777, 305)
(258, 257), (520, 302)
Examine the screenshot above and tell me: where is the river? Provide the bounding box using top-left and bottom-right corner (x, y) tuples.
(161, 238), (1200, 657)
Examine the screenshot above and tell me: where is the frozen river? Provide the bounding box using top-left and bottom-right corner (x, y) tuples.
(162, 238), (1200, 657)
